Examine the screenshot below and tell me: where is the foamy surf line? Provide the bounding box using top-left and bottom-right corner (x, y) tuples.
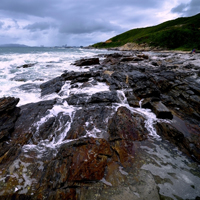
(0, 47), (115, 105)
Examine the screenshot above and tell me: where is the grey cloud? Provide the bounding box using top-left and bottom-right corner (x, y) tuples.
(0, 0), (165, 35)
(6, 25), (12, 30)
(24, 22), (56, 32)
(0, 19), (19, 30)
(0, 0), (193, 46)
(12, 19), (19, 28)
(171, 0), (200, 16)
(0, 21), (4, 29)
(0, 0), (163, 19)
(171, 3), (187, 13)
(59, 18), (124, 34)
(0, 0), (58, 17)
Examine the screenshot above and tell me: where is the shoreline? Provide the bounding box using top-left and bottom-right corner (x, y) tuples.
(86, 45), (195, 54)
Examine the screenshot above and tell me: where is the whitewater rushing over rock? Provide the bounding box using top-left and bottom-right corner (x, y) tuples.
(0, 48), (200, 199)
(0, 47), (110, 105)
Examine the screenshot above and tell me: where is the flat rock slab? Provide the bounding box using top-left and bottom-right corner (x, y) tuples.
(73, 58), (99, 66)
(152, 101), (173, 119)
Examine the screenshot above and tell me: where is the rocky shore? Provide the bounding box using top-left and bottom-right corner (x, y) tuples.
(0, 50), (200, 199)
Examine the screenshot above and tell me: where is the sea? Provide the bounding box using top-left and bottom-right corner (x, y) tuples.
(0, 47), (200, 199)
(0, 46), (115, 106)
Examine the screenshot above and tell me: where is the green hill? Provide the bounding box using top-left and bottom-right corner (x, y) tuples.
(92, 13), (200, 50)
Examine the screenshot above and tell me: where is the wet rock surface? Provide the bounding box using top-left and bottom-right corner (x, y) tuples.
(0, 97), (20, 157)
(0, 51), (200, 199)
(17, 63), (37, 68)
(73, 57), (100, 66)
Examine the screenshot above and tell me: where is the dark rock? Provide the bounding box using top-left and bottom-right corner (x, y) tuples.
(120, 57), (135, 62)
(90, 91), (120, 104)
(133, 82), (161, 98)
(188, 83), (200, 96)
(101, 53), (124, 65)
(183, 63), (196, 69)
(40, 76), (65, 96)
(0, 97), (19, 113)
(70, 83), (79, 89)
(38, 113), (71, 141)
(73, 58), (99, 66)
(18, 83), (39, 92)
(0, 107), (20, 140)
(61, 71), (100, 83)
(71, 76), (89, 84)
(127, 70), (147, 86)
(111, 71), (127, 83)
(108, 106), (148, 141)
(80, 82), (93, 88)
(125, 90), (139, 107)
(159, 71), (176, 81)
(151, 61), (159, 66)
(155, 115), (200, 162)
(151, 101), (173, 119)
(105, 53), (122, 58)
(136, 54), (149, 59)
(0, 97), (20, 156)
(12, 99), (56, 143)
(101, 57), (120, 65)
(66, 105), (114, 140)
(17, 63), (36, 68)
(65, 93), (90, 105)
(132, 57), (144, 61)
(102, 72), (128, 90)
(151, 75), (173, 92)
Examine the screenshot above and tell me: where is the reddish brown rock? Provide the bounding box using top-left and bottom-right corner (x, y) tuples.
(105, 161), (127, 187)
(111, 140), (135, 167)
(47, 188), (77, 200)
(42, 137), (112, 189)
(108, 106), (148, 141)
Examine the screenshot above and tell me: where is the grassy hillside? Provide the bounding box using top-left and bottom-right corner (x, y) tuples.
(92, 13), (200, 50)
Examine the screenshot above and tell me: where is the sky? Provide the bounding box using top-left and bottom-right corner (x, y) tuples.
(0, 0), (199, 47)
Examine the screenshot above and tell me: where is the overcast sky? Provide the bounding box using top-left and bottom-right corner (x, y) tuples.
(0, 0), (199, 47)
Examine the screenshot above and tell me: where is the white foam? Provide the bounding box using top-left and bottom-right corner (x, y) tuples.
(85, 127), (102, 138)
(115, 90), (169, 139)
(119, 166), (128, 176)
(59, 81), (110, 99)
(100, 178), (112, 186)
(32, 100), (78, 147)
(0, 47), (114, 105)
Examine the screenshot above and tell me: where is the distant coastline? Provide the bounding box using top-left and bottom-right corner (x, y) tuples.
(0, 44), (30, 47)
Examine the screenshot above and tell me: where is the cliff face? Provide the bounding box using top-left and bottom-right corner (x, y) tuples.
(0, 51), (200, 199)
